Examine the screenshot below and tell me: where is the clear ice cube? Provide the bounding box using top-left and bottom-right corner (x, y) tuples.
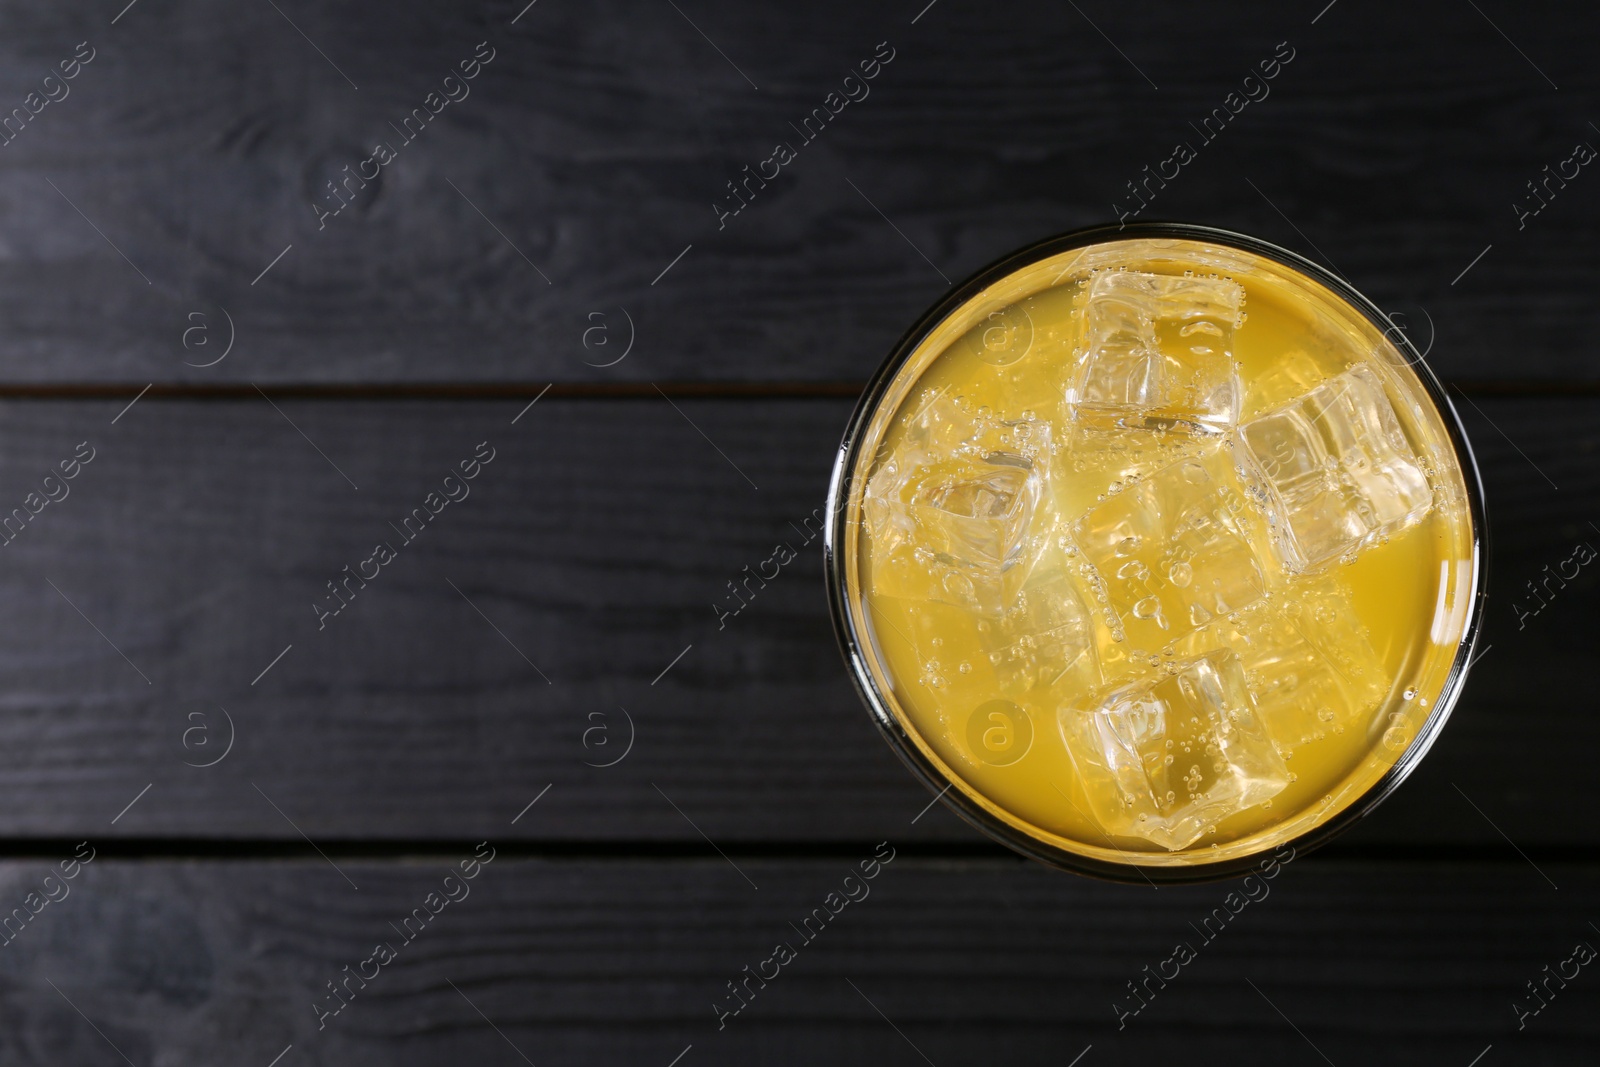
(871, 452), (1040, 615)
(866, 393), (1052, 616)
(988, 549), (1096, 691)
(1059, 648), (1289, 850)
(1073, 444), (1267, 647)
(896, 387), (986, 456)
(912, 455), (1035, 563)
(1067, 271), (1244, 435)
(1239, 363), (1433, 573)
(1172, 578), (1387, 751)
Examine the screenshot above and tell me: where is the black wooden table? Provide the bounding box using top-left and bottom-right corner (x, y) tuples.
(0, 1), (1592, 1063)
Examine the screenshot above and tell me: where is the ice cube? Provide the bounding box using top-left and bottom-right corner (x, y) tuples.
(1239, 363), (1433, 573)
(896, 387), (985, 457)
(913, 456), (1034, 561)
(871, 452), (1040, 615)
(1172, 578), (1387, 751)
(1073, 444), (1267, 647)
(866, 393), (1052, 615)
(1067, 271), (1244, 435)
(1059, 648), (1289, 850)
(988, 550), (1096, 691)
(870, 391), (1054, 497)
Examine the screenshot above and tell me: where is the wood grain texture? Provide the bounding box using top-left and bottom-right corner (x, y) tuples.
(0, 856), (1593, 1064)
(0, 1), (1591, 382)
(0, 395), (1580, 849)
(0, 0), (1593, 1060)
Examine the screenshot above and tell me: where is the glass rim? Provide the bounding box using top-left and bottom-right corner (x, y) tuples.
(823, 220), (1491, 885)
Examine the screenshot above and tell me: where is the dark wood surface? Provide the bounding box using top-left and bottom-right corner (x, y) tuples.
(0, 395), (1587, 850)
(1, 857), (1595, 1065)
(0, 0), (1595, 1063)
(0, 0), (1591, 385)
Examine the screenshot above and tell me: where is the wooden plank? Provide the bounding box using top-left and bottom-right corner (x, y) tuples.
(0, 855), (1594, 1063)
(0, 393), (1583, 848)
(0, 1), (1591, 382)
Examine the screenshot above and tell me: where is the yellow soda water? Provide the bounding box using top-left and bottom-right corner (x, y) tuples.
(841, 235), (1478, 868)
